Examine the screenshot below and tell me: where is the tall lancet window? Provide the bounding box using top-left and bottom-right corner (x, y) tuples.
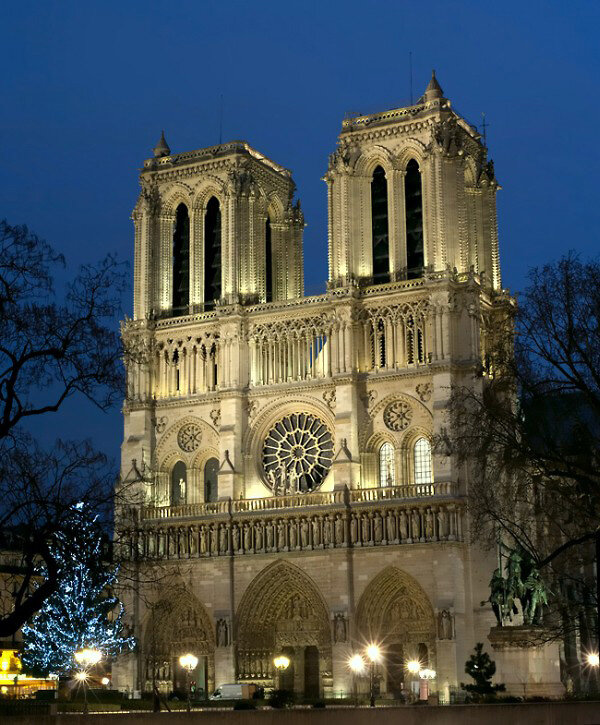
(371, 165), (390, 283)
(405, 159), (424, 278)
(414, 437), (432, 485)
(204, 196), (222, 309)
(172, 203), (190, 313)
(379, 442), (395, 487)
(265, 216), (273, 303)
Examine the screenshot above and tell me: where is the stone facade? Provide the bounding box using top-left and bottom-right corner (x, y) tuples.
(115, 74), (517, 700)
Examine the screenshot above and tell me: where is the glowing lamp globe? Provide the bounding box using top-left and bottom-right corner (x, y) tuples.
(587, 652), (599, 667)
(273, 655), (290, 671)
(406, 659), (421, 674)
(348, 654), (366, 673)
(366, 644), (381, 662)
(179, 653), (199, 671)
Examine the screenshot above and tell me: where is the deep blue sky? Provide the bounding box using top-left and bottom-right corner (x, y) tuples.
(2, 0), (599, 462)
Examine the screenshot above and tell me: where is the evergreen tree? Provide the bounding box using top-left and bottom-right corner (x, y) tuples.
(461, 642), (505, 699)
(21, 505), (134, 676)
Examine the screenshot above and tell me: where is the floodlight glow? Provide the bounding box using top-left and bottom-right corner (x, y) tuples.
(587, 652), (599, 667)
(366, 644), (381, 662)
(348, 654), (366, 673)
(74, 649), (102, 667)
(75, 671), (88, 682)
(406, 659), (421, 674)
(101, 677), (110, 686)
(273, 655), (290, 671)
(179, 653), (199, 671)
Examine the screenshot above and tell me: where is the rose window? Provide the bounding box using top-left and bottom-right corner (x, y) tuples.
(262, 413), (334, 493)
(177, 423), (202, 452)
(383, 400), (413, 431)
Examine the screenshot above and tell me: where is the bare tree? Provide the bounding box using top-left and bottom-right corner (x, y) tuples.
(0, 220), (127, 638)
(444, 254), (599, 654)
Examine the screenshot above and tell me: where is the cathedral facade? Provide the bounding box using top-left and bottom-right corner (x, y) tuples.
(115, 73), (508, 700)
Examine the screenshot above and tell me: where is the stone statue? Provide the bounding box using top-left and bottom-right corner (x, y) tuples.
(361, 514), (370, 543)
(334, 515), (344, 545)
(411, 510), (421, 540)
(189, 527), (197, 555)
(210, 525), (218, 555)
(216, 618), (229, 647)
(219, 524), (227, 553)
(300, 518), (309, 548)
(232, 524), (240, 551)
(399, 511), (408, 541)
(244, 523), (252, 551)
(266, 522), (274, 550)
(438, 609), (453, 639)
(334, 613), (347, 643)
(277, 519), (286, 549)
(254, 522), (263, 550)
(323, 516), (332, 547)
(374, 515), (383, 543)
(350, 515), (358, 543)
(437, 509), (447, 539)
(425, 509), (434, 539)
(199, 527), (207, 555)
(386, 512), (396, 542)
(312, 517), (321, 546)
(289, 521), (297, 549)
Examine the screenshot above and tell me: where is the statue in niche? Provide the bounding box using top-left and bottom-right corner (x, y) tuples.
(216, 618), (229, 647)
(386, 511), (396, 542)
(411, 510), (421, 539)
(232, 524), (240, 551)
(438, 609), (453, 639)
(334, 613), (347, 643)
(289, 521), (297, 549)
(219, 524), (227, 553)
(374, 514), (383, 543)
(323, 516), (332, 547)
(312, 518), (321, 546)
(334, 515), (344, 545)
(437, 509), (447, 539)
(189, 527), (197, 555)
(254, 522), (263, 550)
(300, 519), (309, 548)
(266, 522), (274, 550)
(210, 525), (218, 555)
(277, 519), (286, 549)
(350, 515), (358, 543)
(243, 523), (252, 551)
(425, 509), (434, 539)
(361, 514), (370, 543)
(399, 511), (408, 541)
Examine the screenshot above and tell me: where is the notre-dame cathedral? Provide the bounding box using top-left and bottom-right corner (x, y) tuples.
(114, 73), (561, 700)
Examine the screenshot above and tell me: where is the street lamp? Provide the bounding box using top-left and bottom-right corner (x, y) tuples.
(179, 653), (198, 713)
(418, 667), (436, 701)
(348, 654), (366, 706)
(74, 648), (102, 715)
(586, 652), (599, 668)
(366, 643), (381, 708)
(273, 654), (290, 689)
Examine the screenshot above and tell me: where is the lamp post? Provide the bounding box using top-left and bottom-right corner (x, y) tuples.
(273, 654), (290, 690)
(348, 654), (365, 706)
(179, 654), (198, 713)
(74, 648), (102, 715)
(418, 667), (436, 702)
(347, 644), (380, 707)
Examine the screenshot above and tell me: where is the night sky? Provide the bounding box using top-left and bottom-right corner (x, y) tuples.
(2, 1), (599, 463)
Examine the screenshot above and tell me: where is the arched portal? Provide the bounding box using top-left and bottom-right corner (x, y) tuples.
(235, 561), (332, 697)
(355, 566), (436, 698)
(143, 591), (215, 698)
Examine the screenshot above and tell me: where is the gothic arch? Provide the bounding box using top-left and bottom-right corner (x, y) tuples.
(235, 561), (332, 684)
(143, 590), (215, 693)
(192, 178), (227, 210)
(355, 566), (436, 656)
(394, 139), (427, 170)
(161, 183), (194, 215)
(353, 145), (396, 177)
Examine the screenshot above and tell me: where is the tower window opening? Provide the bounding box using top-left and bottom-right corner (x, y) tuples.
(414, 437), (432, 485)
(265, 216), (273, 303)
(377, 319), (386, 368)
(204, 457), (219, 502)
(379, 441), (395, 487)
(172, 203), (190, 313)
(204, 197), (222, 309)
(405, 160), (424, 279)
(371, 166), (390, 284)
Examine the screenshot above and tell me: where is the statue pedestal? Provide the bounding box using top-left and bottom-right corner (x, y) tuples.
(214, 647), (235, 690)
(488, 626), (564, 698)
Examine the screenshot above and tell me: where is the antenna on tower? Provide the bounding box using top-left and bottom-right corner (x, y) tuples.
(409, 51), (413, 105)
(218, 94), (224, 145)
(481, 112), (489, 146)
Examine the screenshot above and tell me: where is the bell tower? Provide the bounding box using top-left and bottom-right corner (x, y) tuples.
(132, 137), (304, 320)
(324, 72), (501, 290)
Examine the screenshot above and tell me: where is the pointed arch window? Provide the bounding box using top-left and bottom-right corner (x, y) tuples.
(265, 216), (273, 303)
(171, 461), (187, 506)
(405, 159), (424, 279)
(204, 197), (222, 309)
(371, 166), (390, 284)
(379, 441), (395, 487)
(172, 203), (190, 313)
(414, 437), (432, 485)
(204, 457), (219, 502)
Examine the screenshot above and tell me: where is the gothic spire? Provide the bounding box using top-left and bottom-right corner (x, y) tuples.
(423, 70), (445, 101)
(153, 130), (171, 158)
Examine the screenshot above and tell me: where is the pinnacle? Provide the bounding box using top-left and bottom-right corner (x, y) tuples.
(423, 70), (445, 101)
(153, 130), (171, 158)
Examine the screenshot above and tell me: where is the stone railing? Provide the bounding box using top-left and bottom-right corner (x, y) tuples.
(350, 481), (456, 502)
(142, 500), (229, 520)
(233, 490), (345, 513)
(123, 497), (463, 562)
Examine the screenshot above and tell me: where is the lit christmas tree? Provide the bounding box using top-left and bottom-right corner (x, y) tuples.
(21, 504), (134, 676)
